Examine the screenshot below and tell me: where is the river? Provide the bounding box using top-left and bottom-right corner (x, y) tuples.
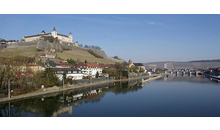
(0, 76), (220, 117)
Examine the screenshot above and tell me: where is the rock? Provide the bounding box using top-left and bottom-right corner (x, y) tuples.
(36, 40), (63, 52)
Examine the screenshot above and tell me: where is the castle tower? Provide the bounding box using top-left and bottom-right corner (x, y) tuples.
(69, 32), (73, 43)
(41, 30), (45, 34)
(51, 27), (57, 38)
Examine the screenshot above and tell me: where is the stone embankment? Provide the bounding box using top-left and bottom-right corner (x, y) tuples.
(0, 74), (163, 103)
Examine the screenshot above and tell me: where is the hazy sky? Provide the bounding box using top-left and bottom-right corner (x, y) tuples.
(0, 14), (220, 63)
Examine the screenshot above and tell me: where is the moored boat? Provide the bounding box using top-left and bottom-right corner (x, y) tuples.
(209, 69), (220, 80)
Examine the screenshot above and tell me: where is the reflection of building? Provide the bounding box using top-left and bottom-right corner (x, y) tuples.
(165, 76), (210, 83)
(53, 88), (104, 117)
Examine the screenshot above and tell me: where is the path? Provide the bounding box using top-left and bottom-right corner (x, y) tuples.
(0, 74), (163, 103)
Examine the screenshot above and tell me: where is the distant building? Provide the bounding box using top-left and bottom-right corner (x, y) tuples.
(0, 39), (18, 44)
(45, 49), (56, 58)
(99, 64), (114, 69)
(22, 27), (73, 43)
(128, 59), (146, 72)
(15, 72), (34, 78)
(11, 62), (26, 73)
(56, 61), (71, 68)
(28, 63), (45, 73)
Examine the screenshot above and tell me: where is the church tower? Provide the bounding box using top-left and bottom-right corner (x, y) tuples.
(51, 27), (57, 38)
(128, 59), (133, 65)
(69, 32), (73, 43)
(128, 59), (134, 68)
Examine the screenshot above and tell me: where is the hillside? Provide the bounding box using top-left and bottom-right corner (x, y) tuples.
(57, 50), (115, 64)
(0, 45), (124, 64)
(0, 46), (44, 58)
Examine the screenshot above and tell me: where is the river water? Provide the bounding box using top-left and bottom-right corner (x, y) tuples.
(0, 76), (220, 117)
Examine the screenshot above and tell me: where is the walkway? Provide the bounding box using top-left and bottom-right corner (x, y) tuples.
(0, 74), (163, 103)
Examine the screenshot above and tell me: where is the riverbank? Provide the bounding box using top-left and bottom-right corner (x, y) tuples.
(0, 74), (163, 103)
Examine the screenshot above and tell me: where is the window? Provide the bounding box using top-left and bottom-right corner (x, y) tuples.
(73, 71), (77, 73)
(68, 71), (71, 73)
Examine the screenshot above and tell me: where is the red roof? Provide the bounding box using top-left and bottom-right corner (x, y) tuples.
(56, 62), (71, 67)
(74, 62), (87, 68)
(86, 63), (101, 68)
(15, 72), (34, 78)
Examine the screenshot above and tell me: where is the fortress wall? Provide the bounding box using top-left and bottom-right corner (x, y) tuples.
(7, 42), (38, 48)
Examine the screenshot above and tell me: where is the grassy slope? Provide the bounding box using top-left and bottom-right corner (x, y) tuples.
(57, 50), (114, 64)
(0, 46), (115, 64)
(0, 46), (44, 58)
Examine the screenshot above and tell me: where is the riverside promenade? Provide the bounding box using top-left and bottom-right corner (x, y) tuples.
(0, 74), (163, 103)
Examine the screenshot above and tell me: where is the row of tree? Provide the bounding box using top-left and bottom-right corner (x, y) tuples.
(0, 57), (62, 96)
(78, 44), (102, 51)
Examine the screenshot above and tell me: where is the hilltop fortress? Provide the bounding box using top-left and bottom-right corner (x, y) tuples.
(22, 27), (73, 43)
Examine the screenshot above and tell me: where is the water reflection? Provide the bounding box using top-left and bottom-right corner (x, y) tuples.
(1, 76), (219, 117)
(0, 79), (144, 117)
(164, 75), (220, 84)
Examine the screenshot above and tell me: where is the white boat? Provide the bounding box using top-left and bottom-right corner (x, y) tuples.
(210, 75), (220, 80)
(210, 70), (220, 80)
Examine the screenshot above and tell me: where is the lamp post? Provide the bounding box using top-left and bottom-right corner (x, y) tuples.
(63, 74), (64, 89)
(8, 79), (10, 98)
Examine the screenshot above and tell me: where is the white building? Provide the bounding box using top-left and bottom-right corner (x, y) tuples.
(73, 63), (102, 78)
(86, 63), (102, 78)
(22, 27), (73, 43)
(73, 62), (89, 77)
(52, 68), (83, 80)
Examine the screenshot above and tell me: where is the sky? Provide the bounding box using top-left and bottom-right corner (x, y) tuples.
(0, 14), (220, 63)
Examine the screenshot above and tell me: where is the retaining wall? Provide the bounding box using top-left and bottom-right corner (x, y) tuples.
(128, 72), (149, 79)
(70, 77), (114, 87)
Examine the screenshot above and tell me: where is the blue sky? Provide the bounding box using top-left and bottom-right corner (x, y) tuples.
(0, 14), (220, 63)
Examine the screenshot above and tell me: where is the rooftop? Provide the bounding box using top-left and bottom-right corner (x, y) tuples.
(133, 63), (144, 66)
(86, 63), (101, 68)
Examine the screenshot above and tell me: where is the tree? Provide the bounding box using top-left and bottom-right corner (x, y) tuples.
(155, 68), (163, 74)
(42, 68), (60, 87)
(113, 56), (119, 59)
(67, 58), (75, 66)
(79, 44), (83, 47)
(96, 71), (99, 78)
(85, 60), (88, 63)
